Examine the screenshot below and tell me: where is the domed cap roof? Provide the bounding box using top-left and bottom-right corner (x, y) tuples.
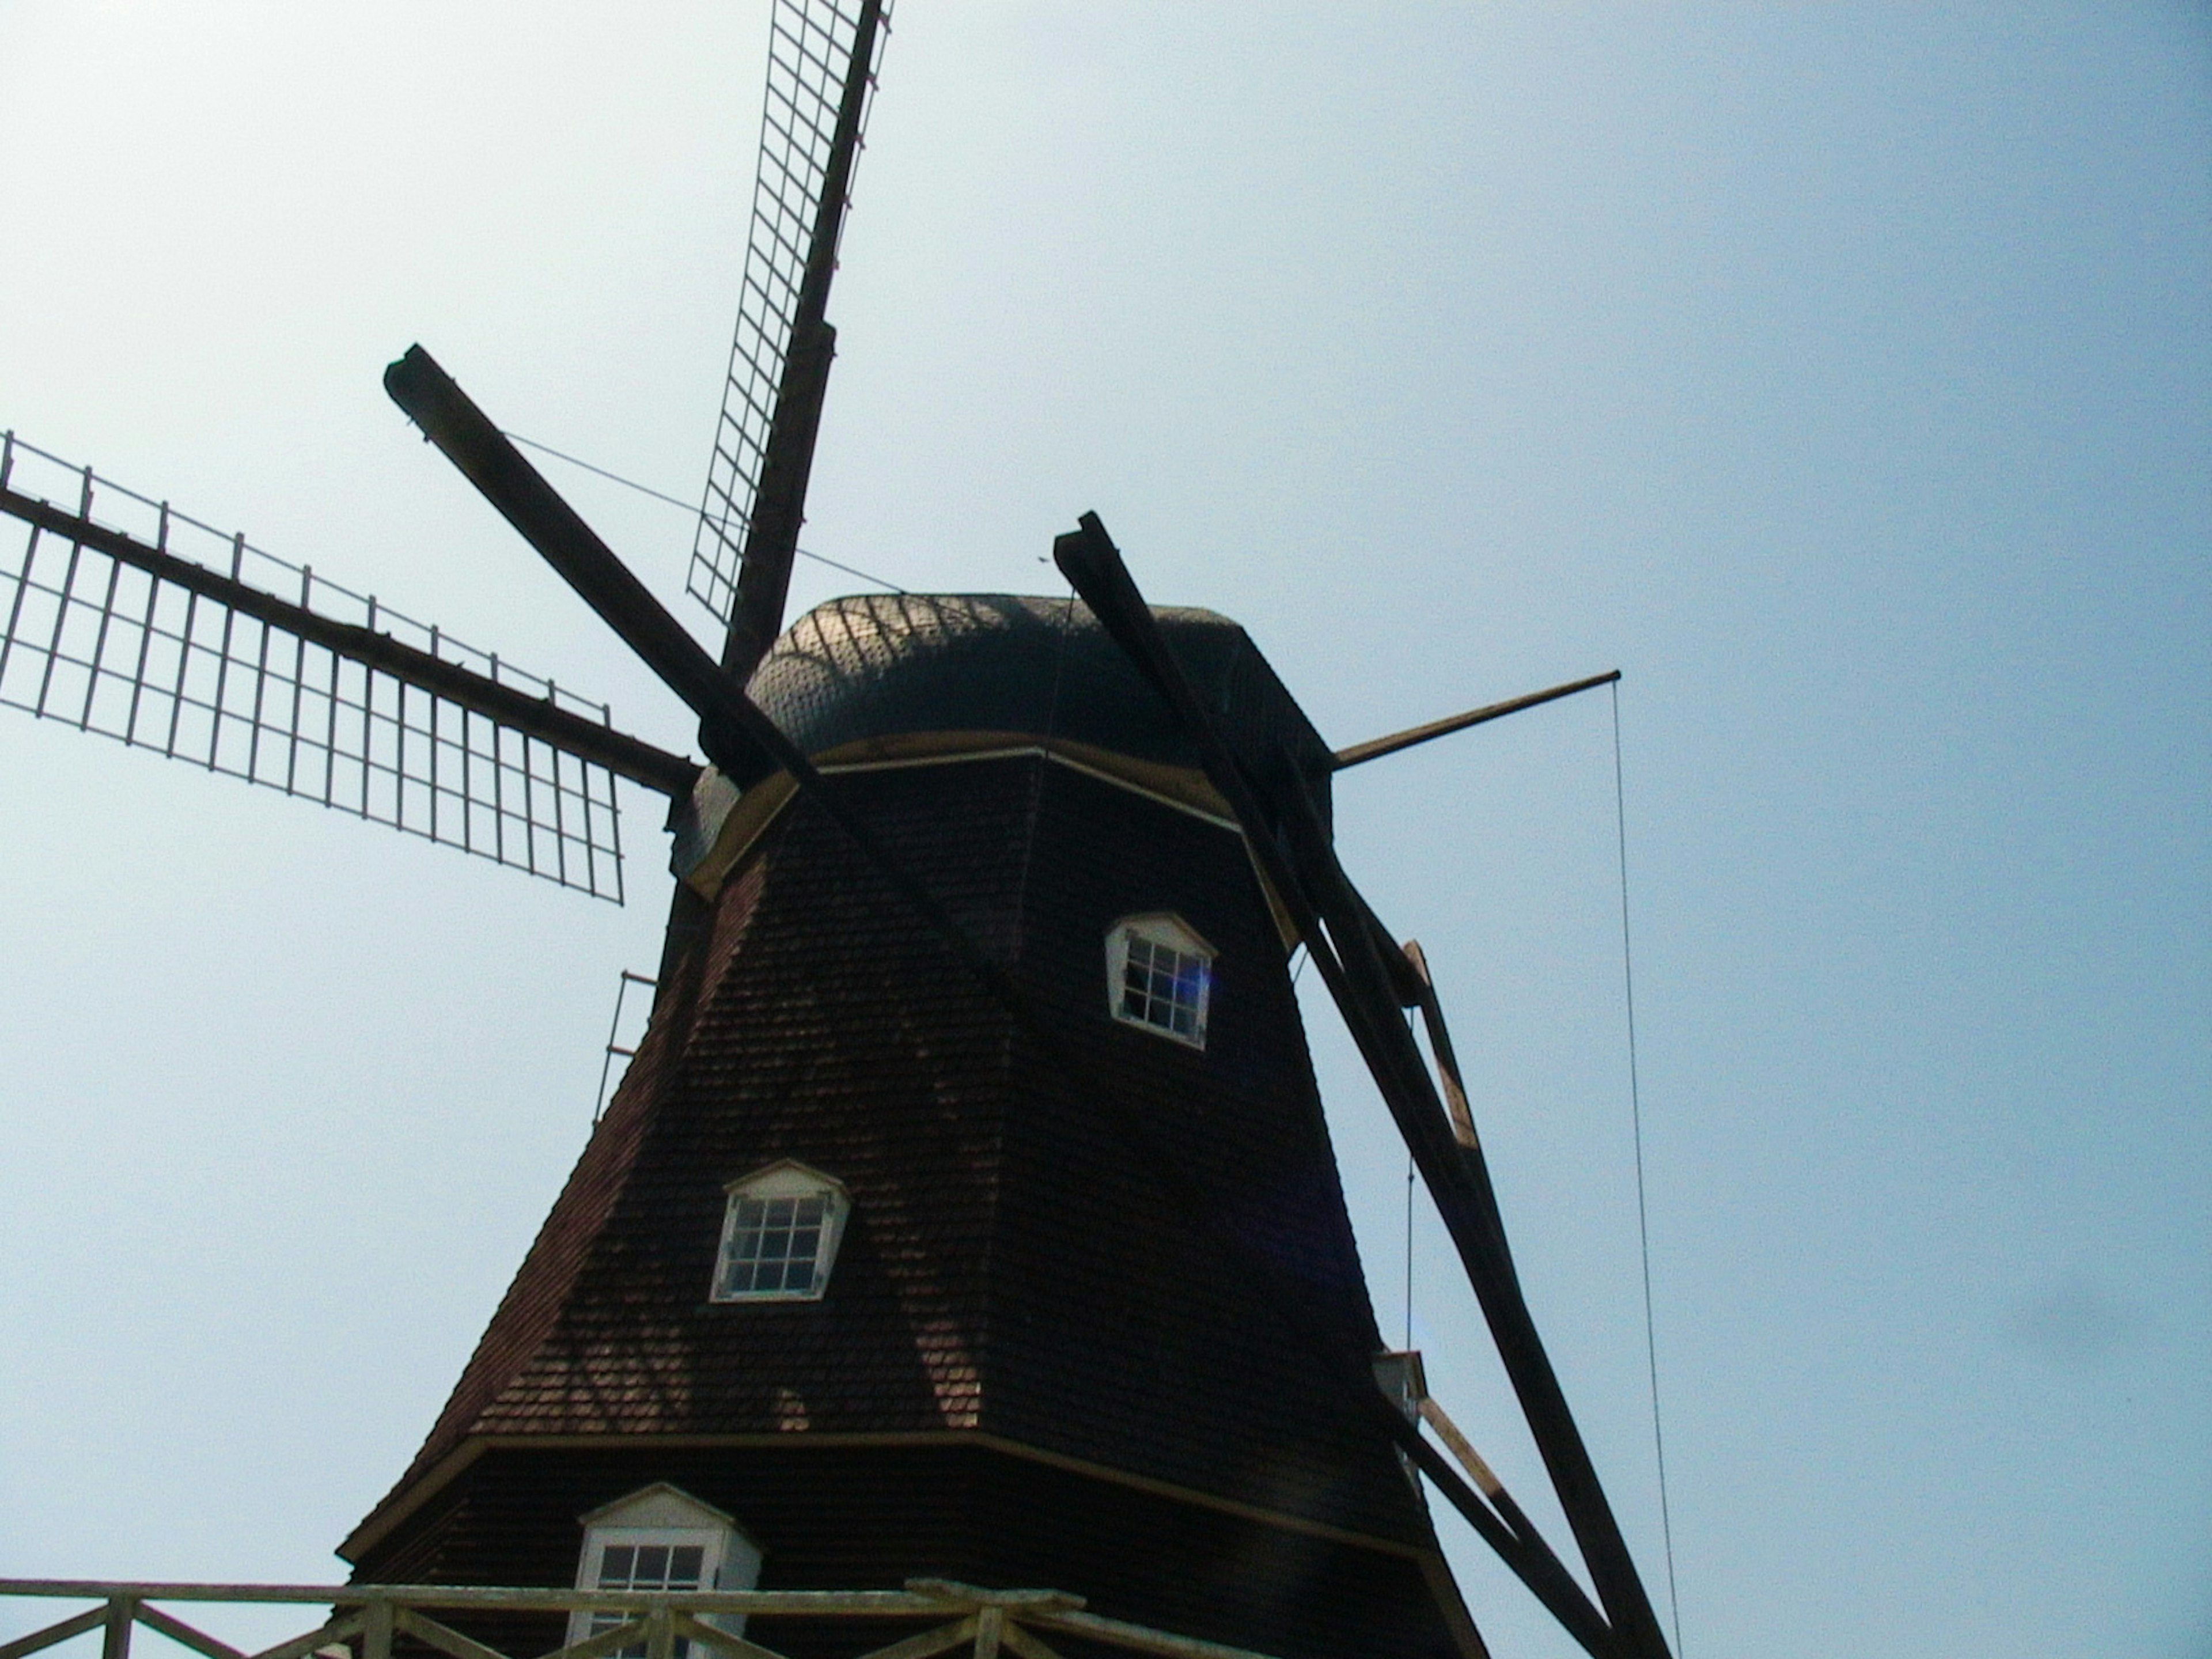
(747, 593), (1334, 827)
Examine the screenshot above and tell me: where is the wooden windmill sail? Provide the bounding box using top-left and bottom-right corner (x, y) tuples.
(0, 3), (1670, 1656)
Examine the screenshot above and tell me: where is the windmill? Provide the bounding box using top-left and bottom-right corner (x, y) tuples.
(1, 4), (1670, 1657)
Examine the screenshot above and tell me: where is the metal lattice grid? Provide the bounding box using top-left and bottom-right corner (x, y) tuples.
(0, 433), (628, 900)
(688, 0), (891, 627)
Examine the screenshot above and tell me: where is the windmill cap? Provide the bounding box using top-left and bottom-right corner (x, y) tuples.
(747, 593), (1334, 825)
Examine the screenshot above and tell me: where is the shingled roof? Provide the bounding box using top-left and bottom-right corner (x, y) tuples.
(749, 593), (1336, 830)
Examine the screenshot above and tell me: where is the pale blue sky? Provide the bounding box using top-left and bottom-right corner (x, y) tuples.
(2, 6), (2206, 1658)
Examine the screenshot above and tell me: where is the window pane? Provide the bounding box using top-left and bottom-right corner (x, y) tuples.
(1114, 927), (1208, 1042)
(717, 1178), (836, 1298)
(586, 1536), (714, 1659)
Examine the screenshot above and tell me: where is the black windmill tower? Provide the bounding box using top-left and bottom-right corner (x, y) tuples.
(0, 5), (1673, 1657)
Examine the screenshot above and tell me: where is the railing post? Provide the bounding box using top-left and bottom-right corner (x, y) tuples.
(101, 1594), (138, 1659)
(642, 1605), (674, 1659)
(971, 1606), (1003, 1659)
(363, 1597), (395, 1659)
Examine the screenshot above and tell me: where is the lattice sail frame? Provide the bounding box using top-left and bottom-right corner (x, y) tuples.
(687, 0), (891, 626)
(0, 433), (628, 900)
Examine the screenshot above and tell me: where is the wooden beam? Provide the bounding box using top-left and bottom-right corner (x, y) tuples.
(843, 1620), (979, 1659)
(1403, 941), (1479, 1149)
(995, 1627), (1068, 1659)
(667, 1615), (782, 1659)
(100, 1596), (136, 1659)
(246, 1613), (365, 1659)
(0, 1604), (108, 1659)
(1332, 671), (1620, 770)
(1028, 1609), (1285, 1659)
(134, 1606), (244, 1659)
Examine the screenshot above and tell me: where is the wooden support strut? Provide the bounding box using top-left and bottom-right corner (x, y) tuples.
(1274, 752), (1673, 1659)
(668, 1613), (782, 1659)
(1331, 671), (1621, 771)
(361, 1600), (394, 1659)
(0, 1607), (106, 1659)
(254, 1612), (366, 1659)
(1260, 777), (1628, 1646)
(134, 1604), (245, 1659)
(101, 1594), (135, 1659)
(1402, 940), (1479, 1150)
(1415, 1394), (1575, 1584)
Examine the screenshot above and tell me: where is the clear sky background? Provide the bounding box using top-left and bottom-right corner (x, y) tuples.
(1, 5), (2205, 1658)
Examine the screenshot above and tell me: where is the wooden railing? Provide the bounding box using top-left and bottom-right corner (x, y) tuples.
(0, 1579), (1285, 1659)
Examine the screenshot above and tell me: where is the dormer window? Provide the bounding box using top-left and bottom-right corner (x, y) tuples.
(1107, 914), (1214, 1048)
(711, 1160), (851, 1302)
(567, 1484), (761, 1653)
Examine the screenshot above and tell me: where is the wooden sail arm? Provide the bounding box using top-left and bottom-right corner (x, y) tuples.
(720, 0), (890, 677)
(0, 481), (698, 800)
(384, 346), (774, 785)
(691, 0), (894, 672)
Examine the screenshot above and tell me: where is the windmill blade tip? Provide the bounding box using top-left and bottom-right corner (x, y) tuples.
(1053, 513), (1123, 585)
(385, 342), (426, 379)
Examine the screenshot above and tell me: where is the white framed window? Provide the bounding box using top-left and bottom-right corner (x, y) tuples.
(1106, 914), (1215, 1049)
(567, 1484), (761, 1653)
(711, 1160), (851, 1302)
